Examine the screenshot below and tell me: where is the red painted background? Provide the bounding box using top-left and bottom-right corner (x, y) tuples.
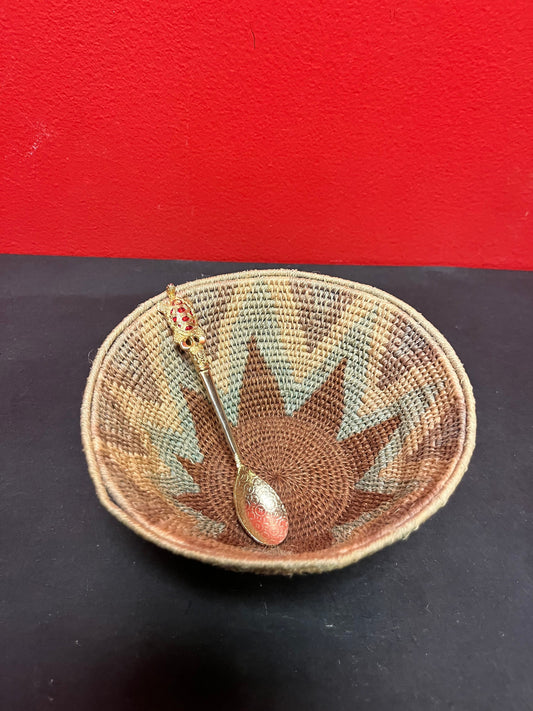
(1, 1), (532, 268)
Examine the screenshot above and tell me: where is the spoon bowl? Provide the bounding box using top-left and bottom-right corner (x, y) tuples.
(233, 465), (289, 546)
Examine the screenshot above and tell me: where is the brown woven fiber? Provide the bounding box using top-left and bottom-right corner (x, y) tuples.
(81, 269), (476, 575)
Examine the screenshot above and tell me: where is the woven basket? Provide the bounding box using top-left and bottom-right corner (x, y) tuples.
(81, 269), (475, 575)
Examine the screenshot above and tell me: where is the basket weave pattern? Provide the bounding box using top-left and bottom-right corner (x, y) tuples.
(82, 270), (475, 574)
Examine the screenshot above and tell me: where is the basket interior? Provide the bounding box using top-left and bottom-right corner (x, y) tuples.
(85, 271), (473, 572)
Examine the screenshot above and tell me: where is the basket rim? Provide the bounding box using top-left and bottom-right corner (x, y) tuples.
(81, 268), (476, 575)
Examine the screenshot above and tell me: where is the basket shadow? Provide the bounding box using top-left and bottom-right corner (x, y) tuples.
(125, 520), (394, 600)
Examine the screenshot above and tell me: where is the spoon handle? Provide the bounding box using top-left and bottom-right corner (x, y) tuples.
(197, 369), (242, 468)
(161, 284), (242, 467)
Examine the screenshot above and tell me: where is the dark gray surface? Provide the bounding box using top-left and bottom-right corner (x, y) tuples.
(1, 255), (531, 710)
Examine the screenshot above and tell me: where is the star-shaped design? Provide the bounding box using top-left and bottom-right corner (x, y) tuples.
(174, 338), (401, 552)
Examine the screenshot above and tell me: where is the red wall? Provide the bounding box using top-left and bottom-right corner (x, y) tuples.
(2, 1), (532, 268)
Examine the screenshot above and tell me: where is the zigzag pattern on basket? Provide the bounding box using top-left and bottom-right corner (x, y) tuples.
(88, 271), (471, 571)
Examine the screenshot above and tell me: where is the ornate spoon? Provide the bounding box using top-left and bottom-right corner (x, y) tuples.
(161, 284), (289, 546)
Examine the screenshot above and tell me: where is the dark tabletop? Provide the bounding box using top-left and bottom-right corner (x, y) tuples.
(1, 255), (532, 711)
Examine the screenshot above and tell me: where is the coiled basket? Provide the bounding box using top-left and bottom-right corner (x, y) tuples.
(81, 270), (475, 574)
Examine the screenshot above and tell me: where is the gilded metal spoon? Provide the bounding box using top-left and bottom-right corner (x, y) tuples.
(161, 284), (289, 546)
